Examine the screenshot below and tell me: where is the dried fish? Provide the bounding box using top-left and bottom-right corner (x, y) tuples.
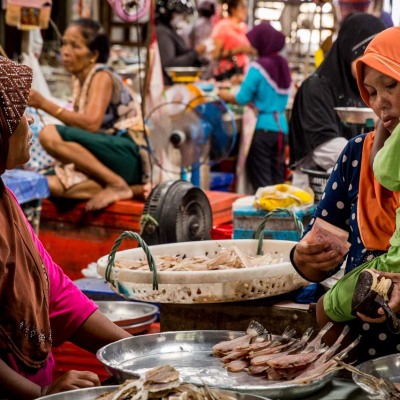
(212, 321), (265, 357)
(94, 365), (238, 400)
(114, 247), (284, 272)
(214, 322), (360, 385)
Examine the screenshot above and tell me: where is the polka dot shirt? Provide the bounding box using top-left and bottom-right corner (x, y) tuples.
(304, 134), (399, 361)
(303, 133), (384, 275)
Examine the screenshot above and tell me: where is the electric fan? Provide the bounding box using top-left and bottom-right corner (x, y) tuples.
(144, 93), (237, 186)
(140, 93), (238, 245)
(107, 0), (151, 23)
(141, 179), (212, 245)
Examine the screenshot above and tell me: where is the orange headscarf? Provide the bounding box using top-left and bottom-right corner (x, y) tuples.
(356, 27), (400, 250)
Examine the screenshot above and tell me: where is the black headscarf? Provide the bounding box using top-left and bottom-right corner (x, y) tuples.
(289, 13), (386, 167)
(317, 12), (386, 108)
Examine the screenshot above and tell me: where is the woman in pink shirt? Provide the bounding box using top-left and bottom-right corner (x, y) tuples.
(211, 0), (257, 79)
(0, 56), (130, 399)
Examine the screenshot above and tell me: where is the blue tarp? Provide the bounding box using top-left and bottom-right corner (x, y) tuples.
(3, 169), (50, 204)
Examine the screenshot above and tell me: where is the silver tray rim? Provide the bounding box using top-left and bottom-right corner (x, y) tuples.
(96, 330), (335, 399)
(94, 300), (158, 326)
(352, 352), (400, 396)
(36, 385), (272, 400)
(35, 385), (118, 399)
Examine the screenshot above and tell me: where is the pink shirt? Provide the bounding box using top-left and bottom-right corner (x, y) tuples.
(4, 190), (98, 388)
(211, 17), (250, 69)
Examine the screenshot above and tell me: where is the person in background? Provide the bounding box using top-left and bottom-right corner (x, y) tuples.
(368, 0), (394, 27)
(211, 0), (257, 81)
(336, 0), (371, 22)
(290, 26), (400, 362)
(218, 22), (291, 189)
(289, 12), (385, 188)
(337, 0), (394, 27)
(28, 18), (149, 211)
(155, 0), (207, 84)
(183, 0), (216, 49)
(182, 0), (217, 80)
(0, 56), (130, 399)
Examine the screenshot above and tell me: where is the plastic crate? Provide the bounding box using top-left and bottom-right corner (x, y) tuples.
(233, 204), (316, 240)
(210, 172), (234, 192)
(300, 168), (330, 203)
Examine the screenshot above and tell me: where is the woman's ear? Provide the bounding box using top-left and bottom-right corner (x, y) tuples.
(90, 50), (99, 64)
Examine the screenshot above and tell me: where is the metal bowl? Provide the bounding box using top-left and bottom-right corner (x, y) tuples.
(36, 385), (270, 400)
(122, 315), (158, 335)
(353, 353), (400, 396)
(35, 385), (118, 399)
(97, 330), (335, 399)
(95, 301), (158, 326)
(334, 107), (378, 124)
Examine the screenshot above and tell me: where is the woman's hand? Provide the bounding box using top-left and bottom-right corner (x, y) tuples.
(293, 234), (344, 282)
(370, 119), (391, 169)
(28, 88), (46, 109)
(195, 43), (207, 56)
(357, 269), (400, 323)
(41, 370), (100, 396)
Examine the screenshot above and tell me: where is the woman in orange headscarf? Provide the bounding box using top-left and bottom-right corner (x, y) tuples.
(291, 27), (400, 362)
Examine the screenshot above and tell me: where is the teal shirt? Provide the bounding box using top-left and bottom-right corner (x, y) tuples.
(235, 62), (289, 133)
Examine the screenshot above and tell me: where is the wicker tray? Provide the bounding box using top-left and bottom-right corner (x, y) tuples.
(97, 209), (307, 304)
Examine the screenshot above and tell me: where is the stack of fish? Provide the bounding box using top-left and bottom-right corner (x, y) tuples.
(212, 321), (360, 384)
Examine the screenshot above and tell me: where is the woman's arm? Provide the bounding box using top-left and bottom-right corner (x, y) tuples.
(218, 89), (238, 104)
(0, 359), (41, 399)
(69, 309), (131, 354)
(0, 358), (101, 400)
(29, 70), (113, 132)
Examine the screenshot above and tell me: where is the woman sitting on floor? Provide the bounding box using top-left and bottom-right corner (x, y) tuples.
(28, 18), (150, 211)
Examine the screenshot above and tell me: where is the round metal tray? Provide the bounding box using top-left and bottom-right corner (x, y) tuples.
(353, 353), (400, 396)
(36, 385), (271, 400)
(334, 107), (378, 125)
(122, 315), (158, 335)
(96, 330), (335, 399)
(36, 385), (117, 399)
(94, 301), (158, 326)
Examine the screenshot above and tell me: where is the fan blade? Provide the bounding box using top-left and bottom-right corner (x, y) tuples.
(194, 100), (237, 165)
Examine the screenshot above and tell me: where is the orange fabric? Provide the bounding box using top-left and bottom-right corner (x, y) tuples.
(358, 132), (400, 250)
(356, 27), (400, 107)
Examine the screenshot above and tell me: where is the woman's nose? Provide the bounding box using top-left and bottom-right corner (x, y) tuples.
(375, 92), (389, 110)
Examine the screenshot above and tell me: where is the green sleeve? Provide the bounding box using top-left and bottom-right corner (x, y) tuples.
(324, 265), (363, 322)
(324, 256), (381, 322)
(324, 245), (400, 321)
(374, 124), (400, 192)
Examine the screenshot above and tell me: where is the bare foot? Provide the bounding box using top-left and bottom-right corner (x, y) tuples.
(130, 182), (153, 200)
(85, 184), (133, 211)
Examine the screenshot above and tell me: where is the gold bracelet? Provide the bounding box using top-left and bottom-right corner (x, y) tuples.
(54, 106), (64, 118)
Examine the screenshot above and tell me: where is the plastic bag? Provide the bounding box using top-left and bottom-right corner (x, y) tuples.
(24, 107), (56, 171)
(254, 183), (314, 211)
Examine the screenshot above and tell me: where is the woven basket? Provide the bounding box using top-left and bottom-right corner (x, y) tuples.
(97, 209), (308, 304)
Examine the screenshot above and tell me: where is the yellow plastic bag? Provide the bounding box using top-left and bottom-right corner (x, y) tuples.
(254, 184), (314, 211)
